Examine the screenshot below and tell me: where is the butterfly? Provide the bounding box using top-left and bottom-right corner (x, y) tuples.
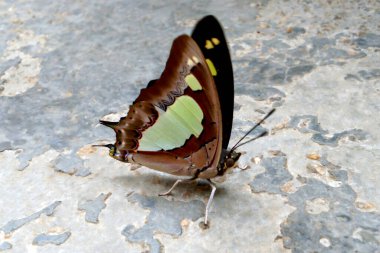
(97, 15), (274, 227)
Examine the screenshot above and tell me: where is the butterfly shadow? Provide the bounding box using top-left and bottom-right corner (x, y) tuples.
(113, 172), (228, 200)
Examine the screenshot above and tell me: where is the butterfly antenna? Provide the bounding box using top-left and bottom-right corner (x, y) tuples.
(92, 144), (114, 150)
(230, 108), (275, 152)
(232, 131), (268, 150)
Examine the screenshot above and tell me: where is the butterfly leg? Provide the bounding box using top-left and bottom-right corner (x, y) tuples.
(204, 179), (216, 226)
(159, 176), (197, 196)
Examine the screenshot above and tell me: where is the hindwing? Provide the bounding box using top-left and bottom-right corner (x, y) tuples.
(111, 35), (223, 178)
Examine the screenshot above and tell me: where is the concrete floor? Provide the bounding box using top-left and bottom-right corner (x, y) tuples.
(1, 0), (379, 252)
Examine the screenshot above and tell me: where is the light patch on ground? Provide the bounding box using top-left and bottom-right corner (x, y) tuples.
(319, 237), (331, 247)
(320, 144), (380, 212)
(0, 29), (46, 96)
(234, 95), (274, 125)
(355, 200), (376, 212)
(306, 161), (343, 188)
(234, 41), (256, 58)
(175, 18), (197, 28)
(305, 198), (330, 215)
(0, 149), (21, 172)
(352, 227), (380, 245)
(156, 180), (295, 253)
(99, 110), (130, 123)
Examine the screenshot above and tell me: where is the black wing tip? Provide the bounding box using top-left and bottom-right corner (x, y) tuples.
(199, 15), (219, 22)
(195, 15), (223, 30)
(99, 120), (118, 128)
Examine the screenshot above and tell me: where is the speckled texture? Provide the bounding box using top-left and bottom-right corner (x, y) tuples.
(1, 1), (379, 252)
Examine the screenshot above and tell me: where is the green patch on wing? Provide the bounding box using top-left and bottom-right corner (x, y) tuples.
(185, 74), (202, 91)
(138, 95), (204, 151)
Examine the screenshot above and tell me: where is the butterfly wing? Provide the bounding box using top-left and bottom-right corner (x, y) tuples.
(192, 15), (234, 150)
(109, 35), (223, 179)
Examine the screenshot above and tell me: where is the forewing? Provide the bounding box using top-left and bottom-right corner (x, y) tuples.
(192, 15), (234, 149)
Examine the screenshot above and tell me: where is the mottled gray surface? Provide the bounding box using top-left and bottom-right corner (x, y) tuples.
(282, 178), (380, 253)
(1, 0), (380, 252)
(288, 115), (368, 146)
(250, 151), (293, 195)
(122, 193), (204, 253)
(0, 201), (61, 235)
(32, 232), (71, 246)
(78, 193), (112, 223)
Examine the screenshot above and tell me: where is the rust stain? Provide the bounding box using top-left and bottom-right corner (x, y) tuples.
(306, 153), (321, 160)
(355, 201), (376, 212)
(306, 163), (326, 175)
(269, 150), (286, 156)
(281, 181), (295, 193)
(271, 120), (288, 134)
(180, 219), (190, 228)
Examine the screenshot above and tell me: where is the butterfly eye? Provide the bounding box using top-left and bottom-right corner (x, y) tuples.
(109, 146), (116, 157)
(226, 158), (235, 168)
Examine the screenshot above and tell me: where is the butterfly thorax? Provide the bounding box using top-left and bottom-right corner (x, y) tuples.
(216, 149), (241, 176)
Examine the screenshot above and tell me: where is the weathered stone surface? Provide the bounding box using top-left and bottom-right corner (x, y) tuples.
(32, 232), (71, 246)
(250, 151), (293, 195)
(281, 179), (380, 252)
(1, 201), (61, 234)
(78, 193), (112, 223)
(1, 1), (379, 252)
(122, 193), (204, 253)
(288, 115), (368, 146)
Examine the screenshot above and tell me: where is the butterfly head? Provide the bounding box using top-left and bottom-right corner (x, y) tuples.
(218, 149), (241, 175)
(224, 150), (241, 168)
(110, 145), (129, 162)
(93, 143), (128, 162)
(98, 120), (132, 162)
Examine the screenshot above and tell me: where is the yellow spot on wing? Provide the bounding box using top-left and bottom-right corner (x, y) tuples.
(205, 40), (213, 49)
(187, 58), (195, 67)
(187, 57), (199, 68)
(206, 59), (217, 76)
(212, 38), (220, 45)
(185, 74), (202, 91)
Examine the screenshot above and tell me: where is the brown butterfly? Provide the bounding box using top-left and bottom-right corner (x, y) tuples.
(97, 16), (274, 227)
